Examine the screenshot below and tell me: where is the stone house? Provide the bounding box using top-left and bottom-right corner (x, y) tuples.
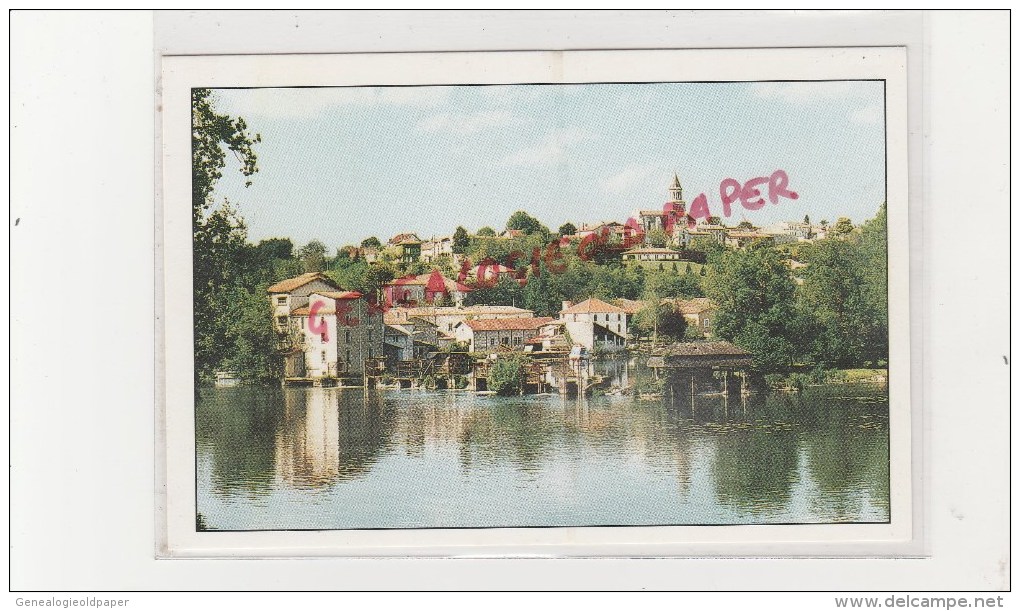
(559, 298), (628, 351)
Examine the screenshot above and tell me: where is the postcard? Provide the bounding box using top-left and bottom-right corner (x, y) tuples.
(159, 48), (912, 556)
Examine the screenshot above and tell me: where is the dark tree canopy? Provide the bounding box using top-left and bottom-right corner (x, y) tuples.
(255, 238), (293, 260)
(558, 222), (577, 236)
(476, 226), (497, 237)
(360, 236), (382, 249)
(299, 240), (328, 273)
(452, 226), (470, 254)
(506, 210), (547, 235)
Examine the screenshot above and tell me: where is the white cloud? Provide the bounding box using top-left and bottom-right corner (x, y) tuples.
(850, 103), (882, 125)
(600, 163), (671, 195)
(750, 81), (861, 105)
(417, 110), (516, 135)
(213, 86), (450, 119)
(502, 127), (592, 166)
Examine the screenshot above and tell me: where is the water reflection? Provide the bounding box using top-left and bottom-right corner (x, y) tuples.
(196, 361), (890, 529)
(196, 387), (282, 498)
(274, 389), (395, 488)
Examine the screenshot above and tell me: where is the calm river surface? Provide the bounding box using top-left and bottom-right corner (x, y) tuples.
(196, 361), (889, 530)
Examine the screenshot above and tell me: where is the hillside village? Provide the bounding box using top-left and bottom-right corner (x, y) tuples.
(260, 175), (857, 387)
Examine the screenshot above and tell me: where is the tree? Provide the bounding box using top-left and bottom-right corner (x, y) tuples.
(704, 241), (801, 371)
(799, 236), (883, 367)
(192, 90), (262, 383)
(737, 220), (755, 230)
(298, 240), (328, 272)
(192, 89), (261, 227)
(688, 236), (726, 264)
(452, 226), (470, 254)
(506, 210), (548, 235)
(477, 226), (496, 237)
(488, 354), (530, 395)
(804, 214), (811, 225)
(558, 222), (577, 236)
(646, 227), (670, 248)
(217, 284), (286, 383)
(360, 236), (382, 249)
(707, 216), (722, 225)
(255, 238), (293, 260)
(829, 217), (855, 237)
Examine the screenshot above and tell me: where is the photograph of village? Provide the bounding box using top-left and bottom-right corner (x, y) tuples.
(193, 81), (890, 530)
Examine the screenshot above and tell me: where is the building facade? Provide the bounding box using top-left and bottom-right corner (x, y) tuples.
(559, 298), (628, 351)
(288, 290), (384, 377)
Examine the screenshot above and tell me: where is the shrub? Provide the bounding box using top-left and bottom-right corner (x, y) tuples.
(488, 354), (530, 395)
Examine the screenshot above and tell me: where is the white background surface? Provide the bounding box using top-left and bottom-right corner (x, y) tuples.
(8, 10), (1011, 593)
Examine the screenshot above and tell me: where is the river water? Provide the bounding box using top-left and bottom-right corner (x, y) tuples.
(196, 361), (889, 530)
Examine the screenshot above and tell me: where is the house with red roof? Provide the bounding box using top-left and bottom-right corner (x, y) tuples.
(383, 270), (472, 307)
(268, 273), (384, 379)
(559, 297), (629, 352)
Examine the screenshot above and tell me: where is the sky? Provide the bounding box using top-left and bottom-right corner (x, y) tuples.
(208, 81), (886, 250)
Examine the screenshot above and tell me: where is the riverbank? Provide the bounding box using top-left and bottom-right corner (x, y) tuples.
(765, 368), (888, 391)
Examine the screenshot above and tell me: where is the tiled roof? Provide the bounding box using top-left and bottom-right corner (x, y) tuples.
(386, 271), (472, 293)
(614, 298), (646, 314)
(463, 316), (554, 332)
(388, 305), (533, 319)
(388, 232), (421, 245)
(675, 298), (716, 315)
(560, 297), (626, 315)
(266, 272), (337, 294)
(314, 290), (364, 300)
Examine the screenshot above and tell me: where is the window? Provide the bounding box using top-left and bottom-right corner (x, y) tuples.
(276, 296), (287, 305)
(320, 350), (326, 364)
(703, 317), (711, 330)
(276, 316), (287, 327)
(489, 338), (496, 347)
(513, 336), (522, 345)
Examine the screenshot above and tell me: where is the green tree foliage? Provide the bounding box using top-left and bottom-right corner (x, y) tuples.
(829, 216), (855, 237)
(707, 216), (722, 225)
(488, 354), (531, 396)
(360, 236), (382, 249)
(737, 220), (754, 230)
(464, 274), (523, 308)
(799, 205), (887, 366)
(645, 227), (670, 247)
(256, 238), (293, 260)
(506, 210), (549, 236)
(705, 242), (801, 371)
(634, 300), (687, 344)
(645, 270), (703, 299)
(215, 284), (285, 383)
(192, 89), (261, 226)
(558, 222), (577, 236)
(451, 226), (470, 254)
(476, 226), (496, 237)
(298, 240), (328, 272)
(192, 89), (262, 383)
(688, 236), (726, 264)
